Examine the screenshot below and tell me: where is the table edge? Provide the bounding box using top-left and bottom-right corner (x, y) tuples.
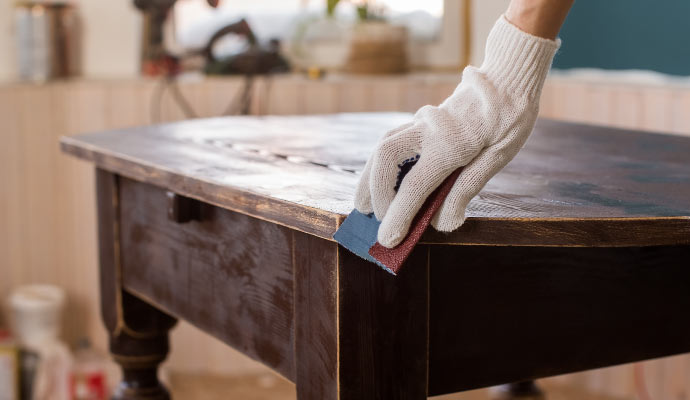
(61, 136), (690, 247)
(61, 137), (341, 239)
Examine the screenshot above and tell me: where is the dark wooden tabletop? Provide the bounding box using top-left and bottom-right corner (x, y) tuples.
(60, 113), (690, 247)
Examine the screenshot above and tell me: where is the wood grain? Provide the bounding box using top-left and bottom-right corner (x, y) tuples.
(338, 245), (430, 399)
(292, 232), (339, 400)
(118, 177), (296, 380)
(108, 173), (690, 398)
(62, 114), (690, 247)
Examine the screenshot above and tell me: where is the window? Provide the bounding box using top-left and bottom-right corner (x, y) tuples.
(173, 0), (463, 69)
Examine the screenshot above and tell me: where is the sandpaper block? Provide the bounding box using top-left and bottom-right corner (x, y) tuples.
(334, 168), (462, 275)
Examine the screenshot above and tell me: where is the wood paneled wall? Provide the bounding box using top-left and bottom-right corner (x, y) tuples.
(1, 73), (689, 395)
(541, 75), (690, 137)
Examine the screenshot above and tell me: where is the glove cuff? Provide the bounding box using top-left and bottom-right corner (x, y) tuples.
(479, 15), (561, 98)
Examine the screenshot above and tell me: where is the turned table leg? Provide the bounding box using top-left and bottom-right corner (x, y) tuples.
(109, 292), (177, 400)
(96, 170), (177, 399)
(491, 381), (545, 400)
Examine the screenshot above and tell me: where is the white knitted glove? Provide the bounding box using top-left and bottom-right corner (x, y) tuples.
(354, 15), (560, 248)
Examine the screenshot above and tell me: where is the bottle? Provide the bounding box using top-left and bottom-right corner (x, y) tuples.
(8, 285), (72, 400)
(0, 329), (20, 400)
(70, 339), (108, 400)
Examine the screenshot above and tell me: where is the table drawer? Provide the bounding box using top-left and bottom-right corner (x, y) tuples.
(118, 176), (296, 380)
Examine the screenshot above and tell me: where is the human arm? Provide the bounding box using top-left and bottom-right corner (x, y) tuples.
(506, 0), (575, 39)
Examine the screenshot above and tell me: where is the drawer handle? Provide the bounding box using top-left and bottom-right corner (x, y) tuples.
(166, 192), (201, 223)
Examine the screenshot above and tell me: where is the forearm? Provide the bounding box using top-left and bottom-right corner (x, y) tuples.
(506, 0), (575, 39)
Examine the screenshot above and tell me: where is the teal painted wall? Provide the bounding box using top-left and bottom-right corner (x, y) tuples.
(553, 0), (690, 76)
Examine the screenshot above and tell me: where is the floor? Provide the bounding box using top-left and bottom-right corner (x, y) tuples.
(168, 372), (630, 400)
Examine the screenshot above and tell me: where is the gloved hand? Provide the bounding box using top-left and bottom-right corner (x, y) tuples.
(354, 15), (560, 248)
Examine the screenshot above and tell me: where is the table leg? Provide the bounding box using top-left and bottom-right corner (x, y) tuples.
(292, 233), (430, 400)
(109, 292), (177, 400)
(490, 381), (545, 400)
(337, 244), (431, 400)
(96, 170), (177, 399)
(293, 233), (340, 400)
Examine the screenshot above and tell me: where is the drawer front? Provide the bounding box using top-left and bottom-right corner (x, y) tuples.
(119, 177), (295, 380)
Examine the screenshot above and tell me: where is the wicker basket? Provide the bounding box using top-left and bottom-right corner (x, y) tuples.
(345, 22), (408, 75)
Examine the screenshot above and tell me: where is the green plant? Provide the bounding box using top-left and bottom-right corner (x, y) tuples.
(327, 0), (385, 21)
(356, 4), (368, 20)
(327, 0), (340, 17)
(355, 2), (386, 22)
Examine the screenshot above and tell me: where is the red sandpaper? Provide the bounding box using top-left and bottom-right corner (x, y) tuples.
(369, 167), (463, 275)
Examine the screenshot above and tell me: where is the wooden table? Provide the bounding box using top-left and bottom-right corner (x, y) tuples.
(61, 113), (690, 400)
